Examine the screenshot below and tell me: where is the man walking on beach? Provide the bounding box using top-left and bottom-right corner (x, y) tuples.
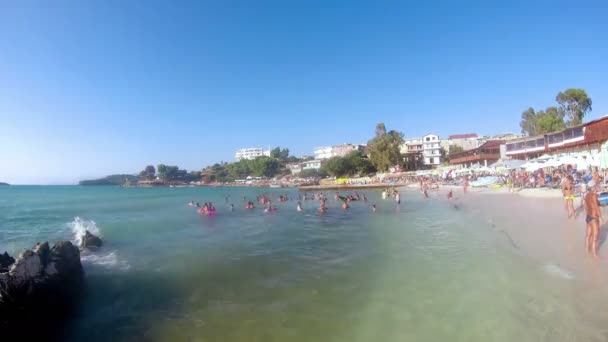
(584, 180), (602, 258)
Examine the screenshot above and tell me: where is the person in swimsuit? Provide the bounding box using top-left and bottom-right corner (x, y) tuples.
(372, 204), (377, 213)
(562, 175), (575, 219)
(584, 180), (602, 258)
(296, 201), (303, 212)
(447, 190), (453, 200)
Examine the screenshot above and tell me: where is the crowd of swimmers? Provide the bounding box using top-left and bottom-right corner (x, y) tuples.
(188, 190), (387, 216)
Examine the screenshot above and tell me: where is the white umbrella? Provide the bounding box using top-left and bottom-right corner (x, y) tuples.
(537, 154), (552, 160)
(543, 158), (561, 168)
(577, 157), (589, 170)
(559, 155), (578, 166)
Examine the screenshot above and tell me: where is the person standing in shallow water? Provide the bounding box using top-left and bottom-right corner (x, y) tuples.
(562, 175), (576, 219)
(584, 181), (602, 258)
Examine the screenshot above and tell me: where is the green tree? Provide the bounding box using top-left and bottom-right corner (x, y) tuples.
(536, 107), (566, 133)
(165, 166), (179, 179)
(298, 169), (328, 179)
(366, 124), (404, 172)
(270, 147), (281, 159)
(556, 88), (592, 127)
(520, 107), (566, 135)
(322, 155), (354, 177)
(375, 122), (387, 137)
(139, 165), (156, 180)
(270, 147), (290, 160)
(225, 160), (250, 179)
(520, 107), (539, 135)
(248, 156), (279, 177)
(157, 164), (167, 179)
(348, 151), (376, 175)
(279, 148), (289, 160)
(448, 145), (464, 156)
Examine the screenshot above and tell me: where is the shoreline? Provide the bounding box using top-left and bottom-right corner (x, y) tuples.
(400, 185), (608, 279)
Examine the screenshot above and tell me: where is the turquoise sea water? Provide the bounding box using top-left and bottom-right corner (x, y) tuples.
(0, 186), (602, 341)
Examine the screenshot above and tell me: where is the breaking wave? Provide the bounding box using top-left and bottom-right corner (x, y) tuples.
(70, 216), (101, 246)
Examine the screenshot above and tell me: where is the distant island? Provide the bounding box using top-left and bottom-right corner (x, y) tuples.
(79, 174), (138, 186)
(0, 182), (9, 186)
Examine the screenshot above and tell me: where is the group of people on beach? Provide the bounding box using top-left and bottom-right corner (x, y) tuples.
(559, 168), (606, 258)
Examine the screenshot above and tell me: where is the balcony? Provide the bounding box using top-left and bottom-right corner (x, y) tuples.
(449, 153), (500, 165)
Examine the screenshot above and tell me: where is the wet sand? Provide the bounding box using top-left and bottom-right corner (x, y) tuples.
(400, 185), (608, 340)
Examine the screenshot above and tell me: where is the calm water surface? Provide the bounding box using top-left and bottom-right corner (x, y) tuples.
(0, 186), (601, 341)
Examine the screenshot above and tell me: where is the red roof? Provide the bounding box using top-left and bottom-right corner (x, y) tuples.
(449, 133), (478, 139)
(479, 140), (504, 148)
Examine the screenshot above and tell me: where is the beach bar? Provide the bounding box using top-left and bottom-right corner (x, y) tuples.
(505, 116), (608, 160)
(449, 140), (504, 167)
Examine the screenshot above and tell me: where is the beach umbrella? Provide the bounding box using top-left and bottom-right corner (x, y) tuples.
(537, 154), (552, 161)
(559, 155), (578, 167)
(576, 157), (589, 170)
(505, 160), (525, 169)
(601, 142), (608, 169)
(543, 158), (561, 168)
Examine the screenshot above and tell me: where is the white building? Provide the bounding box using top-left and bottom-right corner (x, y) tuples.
(302, 160), (321, 170)
(234, 147), (271, 161)
(314, 144), (365, 160)
(314, 146), (333, 160)
(400, 134), (443, 167)
(422, 134), (442, 166)
(400, 137), (424, 154)
(447, 133), (481, 152)
(287, 163), (303, 174)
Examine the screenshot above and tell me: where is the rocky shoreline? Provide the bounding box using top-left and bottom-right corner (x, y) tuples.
(0, 231), (102, 339)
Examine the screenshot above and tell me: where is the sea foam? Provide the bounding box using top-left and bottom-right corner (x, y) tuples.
(543, 263), (574, 280)
(69, 217), (130, 271)
(69, 216), (101, 246)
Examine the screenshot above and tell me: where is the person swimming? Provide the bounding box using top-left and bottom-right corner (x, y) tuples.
(297, 201), (303, 212)
(230, 204), (234, 211)
(447, 190), (453, 200)
(318, 198), (327, 213)
(372, 204), (377, 213)
(363, 194), (368, 202)
(188, 200), (194, 207)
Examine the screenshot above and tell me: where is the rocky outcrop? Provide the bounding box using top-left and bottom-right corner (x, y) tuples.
(0, 252), (15, 273)
(81, 230), (103, 249)
(0, 241), (84, 337)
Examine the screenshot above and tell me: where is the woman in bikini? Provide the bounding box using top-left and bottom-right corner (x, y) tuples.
(562, 175), (576, 219)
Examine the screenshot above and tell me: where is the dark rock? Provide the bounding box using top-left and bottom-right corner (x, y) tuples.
(0, 241), (84, 338)
(81, 230), (103, 249)
(0, 252), (15, 273)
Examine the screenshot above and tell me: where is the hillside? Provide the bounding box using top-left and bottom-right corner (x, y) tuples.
(79, 174), (138, 186)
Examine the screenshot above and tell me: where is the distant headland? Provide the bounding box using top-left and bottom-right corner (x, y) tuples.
(0, 182), (9, 186)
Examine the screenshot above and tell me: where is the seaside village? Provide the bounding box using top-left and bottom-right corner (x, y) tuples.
(222, 116), (608, 198)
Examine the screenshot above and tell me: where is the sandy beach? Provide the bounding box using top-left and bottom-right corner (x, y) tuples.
(398, 185), (608, 337)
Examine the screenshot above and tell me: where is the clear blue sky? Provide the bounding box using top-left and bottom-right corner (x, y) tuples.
(1, 1), (607, 184)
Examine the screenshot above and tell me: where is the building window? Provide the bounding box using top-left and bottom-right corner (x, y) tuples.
(426, 137), (430, 141)
(429, 157), (434, 164)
